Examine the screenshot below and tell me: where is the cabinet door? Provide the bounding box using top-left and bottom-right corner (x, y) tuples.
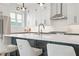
(75, 4), (79, 24)
(67, 3), (79, 25)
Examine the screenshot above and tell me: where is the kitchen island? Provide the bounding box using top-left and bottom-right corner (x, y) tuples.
(4, 33), (79, 56)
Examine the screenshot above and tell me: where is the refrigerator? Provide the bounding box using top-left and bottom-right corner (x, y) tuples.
(0, 12), (3, 39)
(0, 12), (11, 34)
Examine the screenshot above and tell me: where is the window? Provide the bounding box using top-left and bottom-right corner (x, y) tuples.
(10, 13), (16, 22)
(17, 14), (22, 23)
(10, 12), (24, 27)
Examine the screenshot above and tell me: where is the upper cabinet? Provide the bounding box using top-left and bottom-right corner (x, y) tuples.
(67, 3), (79, 25)
(67, 3), (76, 24)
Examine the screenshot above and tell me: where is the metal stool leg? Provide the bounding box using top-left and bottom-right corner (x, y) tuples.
(6, 53), (10, 56)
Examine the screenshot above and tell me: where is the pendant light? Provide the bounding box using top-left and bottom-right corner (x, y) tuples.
(21, 3), (26, 11)
(16, 3), (26, 11)
(37, 3), (45, 6)
(40, 3), (44, 6)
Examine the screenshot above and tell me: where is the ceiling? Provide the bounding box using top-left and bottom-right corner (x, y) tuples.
(0, 3), (50, 8)
(0, 3), (42, 8)
(0, 3), (50, 12)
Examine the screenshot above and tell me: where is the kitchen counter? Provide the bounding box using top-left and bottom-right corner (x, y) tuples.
(4, 33), (79, 45)
(4, 33), (79, 56)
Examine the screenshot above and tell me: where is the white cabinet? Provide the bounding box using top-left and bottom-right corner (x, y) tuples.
(67, 3), (76, 24)
(75, 4), (79, 24)
(67, 3), (79, 25)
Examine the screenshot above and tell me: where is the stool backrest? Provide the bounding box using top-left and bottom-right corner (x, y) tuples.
(16, 39), (35, 56)
(47, 43), (76, 56)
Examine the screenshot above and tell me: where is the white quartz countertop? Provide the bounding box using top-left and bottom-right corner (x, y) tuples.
(4, 33), (79, 45)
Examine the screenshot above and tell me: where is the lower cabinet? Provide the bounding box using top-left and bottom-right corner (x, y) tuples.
(11, 37), (79, 56)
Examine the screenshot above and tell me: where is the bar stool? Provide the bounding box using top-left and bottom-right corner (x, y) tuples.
(47, 43), (76, 56)
(16, 39), (42, 56)
(0, 44), (17, 56)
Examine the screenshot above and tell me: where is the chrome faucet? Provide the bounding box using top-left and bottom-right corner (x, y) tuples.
(38, 23), (45, 34)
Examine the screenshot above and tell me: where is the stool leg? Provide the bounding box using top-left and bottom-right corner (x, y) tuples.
(6, 53), (10, 56)
(0, 53), (5, 56)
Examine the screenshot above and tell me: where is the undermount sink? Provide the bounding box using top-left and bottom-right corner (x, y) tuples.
(30, 32), (54, 35)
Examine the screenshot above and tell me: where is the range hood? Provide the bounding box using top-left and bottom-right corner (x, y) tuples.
(51, 3), (67, 20)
